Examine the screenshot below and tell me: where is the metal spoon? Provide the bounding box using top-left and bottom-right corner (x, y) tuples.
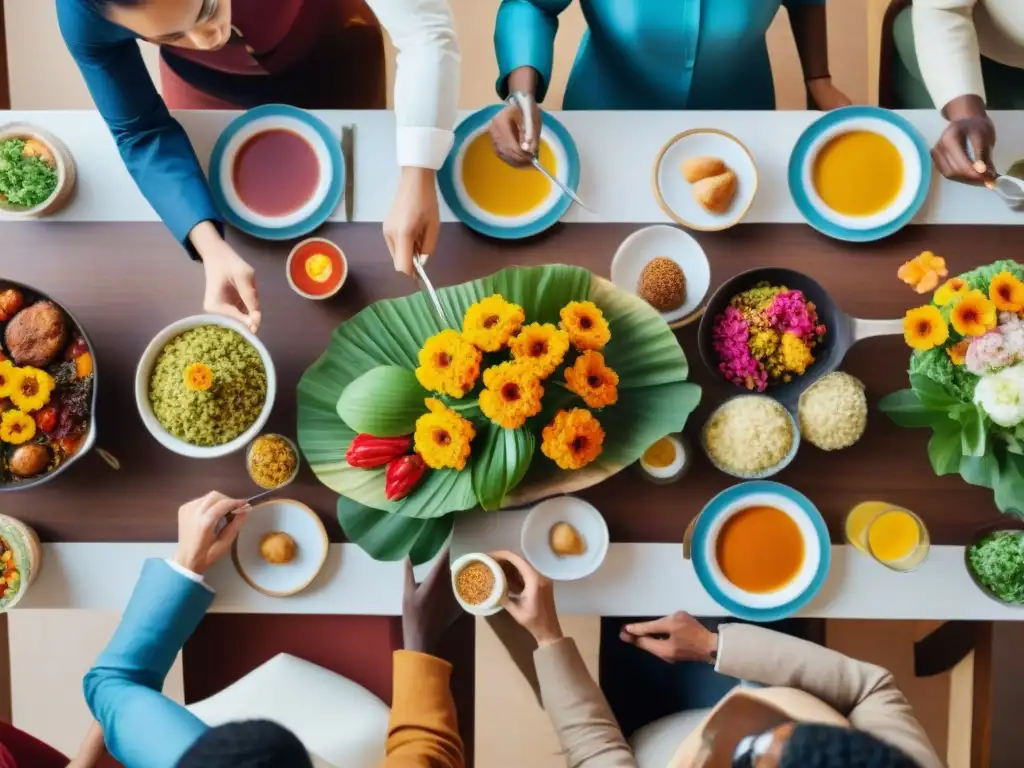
(413, 254), (451, 328)
(986, 175), (1024, 208)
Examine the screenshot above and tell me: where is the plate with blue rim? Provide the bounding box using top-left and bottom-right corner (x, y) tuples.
(438, 104), (581, 240)
(788, 105), (931, 243)
(209, 104), (344, 241)
(691, 481), (831, 623)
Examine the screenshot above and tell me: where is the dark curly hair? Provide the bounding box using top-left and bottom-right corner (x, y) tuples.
(176, 720), (314, 768)
(780, 725), (921, 768)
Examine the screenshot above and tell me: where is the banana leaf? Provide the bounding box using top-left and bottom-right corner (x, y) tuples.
(297, 264), (701, 560)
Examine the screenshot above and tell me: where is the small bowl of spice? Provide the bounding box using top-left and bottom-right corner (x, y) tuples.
(246, 434), (300, 491)
(451, 553), (507, 616)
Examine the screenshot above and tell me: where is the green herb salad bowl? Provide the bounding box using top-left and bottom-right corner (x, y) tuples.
(0, 515), (42, 612)
(964, 520), (1024, 608)
(0, 123), (77, 218)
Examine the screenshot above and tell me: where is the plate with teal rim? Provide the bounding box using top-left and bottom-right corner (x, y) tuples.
(691, 481), (831, 623)
(209, 104), (344, 241)
(438, 105), (581, 240)
(788, 106), (931, 243)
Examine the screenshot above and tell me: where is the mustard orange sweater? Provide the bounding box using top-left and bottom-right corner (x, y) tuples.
(384, 650), (465, 767)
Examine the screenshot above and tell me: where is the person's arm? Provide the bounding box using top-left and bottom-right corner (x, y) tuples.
(534, 638), (638, 768)
(784, 0), (852, 110)
(384, 651), (464, 767)
(66, 721), (107, 768)
(494, 0), (572, 103)
(714, 624), (944, 768)
(912, 0), (985, 114)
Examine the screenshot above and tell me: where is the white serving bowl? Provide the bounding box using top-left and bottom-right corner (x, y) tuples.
(521, 495), (609, 581)
(701, 396), (800, 480)
(135, 315), (277, 459)
(232, 499), (329, 597)
(0, 123), (77, 218)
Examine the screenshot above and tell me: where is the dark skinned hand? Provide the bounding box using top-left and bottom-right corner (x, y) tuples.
(402, 547), (461, 655)
(619, 611), (718, 664)
(933, 95), (996, 185)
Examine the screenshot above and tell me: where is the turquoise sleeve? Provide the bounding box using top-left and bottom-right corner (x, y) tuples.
(84, 559), (215, 768)
(494, 0), (573, 103)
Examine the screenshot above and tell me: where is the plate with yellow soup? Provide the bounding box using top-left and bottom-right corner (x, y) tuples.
(788, 106), (930, 242)
(691, 481), (830, 622)
(439, 105), (581, 239)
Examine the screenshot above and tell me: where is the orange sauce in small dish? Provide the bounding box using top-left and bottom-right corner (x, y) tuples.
(716, 505), (805, 593)
(288, 239), (346, 298)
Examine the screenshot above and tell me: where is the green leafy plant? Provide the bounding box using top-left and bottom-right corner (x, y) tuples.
(0, 138), (58, 208)
(297, 264), (701, 563)
(968, 531), (1024, 604)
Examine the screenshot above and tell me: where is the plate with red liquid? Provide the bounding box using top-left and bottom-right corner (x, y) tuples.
(209, 104), (344, 241)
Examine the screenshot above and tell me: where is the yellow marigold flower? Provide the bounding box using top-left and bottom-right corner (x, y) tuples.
(414, 398), (476, 471)
(9, 367), (55, 412)
(564, 351), (619, 409)
(989, 271), (1024, 312)
(903, 306), (948, 351)
(947, 339), (970, 366)
(184, 362), (214, 392)
(0, 410), (36, 445)
(541, 408), (605, 470)
(560, 301), (611, 351)
(415, 330), (482, 398)
(950, 290), (997, 338)
(934, 277), (968, 307)
(0, 360), (19, 399)
(779, 333), (814, 376)
(462, 295), (525, 352)
(897, 250), (948, 294)
(510, 323), (570, 378)
(479, 362), (544, 429)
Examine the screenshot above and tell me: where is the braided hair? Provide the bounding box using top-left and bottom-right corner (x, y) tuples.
(779, 725), (921, 768)
(176, 720), (314, 768)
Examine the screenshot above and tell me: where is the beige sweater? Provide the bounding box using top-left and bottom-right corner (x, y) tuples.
(533, 624), (943, 768)
(913, 0), (1024, 109)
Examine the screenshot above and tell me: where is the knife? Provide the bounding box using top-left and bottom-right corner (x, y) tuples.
(531, 157), (596, 214)
(413, 255), (451, 328)
(341, 124), (355, 222)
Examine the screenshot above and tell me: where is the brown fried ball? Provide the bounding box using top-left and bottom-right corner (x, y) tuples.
(9, 444), (50, 477)
(637, 257), (687, 312)
(0, 289), (25, 323)
(4, 301), (67, 367)
(259, 531), (297, 565)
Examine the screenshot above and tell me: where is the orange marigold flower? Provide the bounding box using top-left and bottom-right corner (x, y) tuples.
(950, 290), (997, 338)
(414, 398), (476, 471)
(415, 330), (482, 398)
(560, 301), (611, 351)
(510, 323), (570, 378)
(462, 294), (525, 352)
(934, 278), (968, 307)
(184, 362), (214, 392)
(897, 251), (948, 294)
(902, 306), (948, 351)
(989, 271), (1024, 313)
(479, 362), (544, 429)
(541, 408), (605, 470)
(947, 339), (970, 366)
(564, 350), (619, 409)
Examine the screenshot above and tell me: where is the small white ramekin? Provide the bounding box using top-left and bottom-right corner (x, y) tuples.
(450, 553), (508, 617)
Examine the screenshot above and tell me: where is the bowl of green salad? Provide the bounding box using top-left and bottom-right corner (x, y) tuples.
(0, 123), (76, 217)
(965, 520), (1024, 607)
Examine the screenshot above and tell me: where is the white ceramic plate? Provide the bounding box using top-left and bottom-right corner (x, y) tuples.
(654, 129), (758, 231)
(232, 499), (329, 597)
(135, 315), (276, 459)
(610, 225), (711, 327)
(521, 496), (609, 581)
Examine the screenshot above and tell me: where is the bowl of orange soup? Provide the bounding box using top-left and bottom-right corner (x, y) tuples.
(691, 481), (831, 622)
(287, 238), (347, 300)
(788, 106), (931, 243)
(438, 105), (582, 240)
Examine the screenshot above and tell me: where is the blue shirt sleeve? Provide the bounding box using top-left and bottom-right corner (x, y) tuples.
(57, 0), (223, 258)
(494, 0), (573, 103)
(83, 559), (214, 768)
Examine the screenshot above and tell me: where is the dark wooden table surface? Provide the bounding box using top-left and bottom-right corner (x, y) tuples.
(1, 221), (1010, 544)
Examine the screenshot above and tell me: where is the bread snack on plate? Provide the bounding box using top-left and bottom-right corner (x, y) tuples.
(681, 156), (727, 183)
(692, 170), (738, 214)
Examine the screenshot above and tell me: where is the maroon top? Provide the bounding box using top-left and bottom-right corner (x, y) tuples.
(0, 723), (68, 768)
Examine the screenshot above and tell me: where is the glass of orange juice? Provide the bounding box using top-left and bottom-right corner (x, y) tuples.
(845, 501), (930, 572)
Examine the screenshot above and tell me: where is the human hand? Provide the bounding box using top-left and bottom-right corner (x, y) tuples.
(489, 99), (542, 168)
(384, 167), (440, 277)
(402, 547), (461, 655)
(808, 78), (852, 111)
(933, 95), (996, 185)
(191, 222), (261, 332)
(490, 550), (563, 646)
(619, 611), (718, 664)
(172, 492), (249, 575)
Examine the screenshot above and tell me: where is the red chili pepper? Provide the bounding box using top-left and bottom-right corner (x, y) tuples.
(34, 407), (57, 434)
(385, 454), (428, 501)
(345, 433), (413, 469)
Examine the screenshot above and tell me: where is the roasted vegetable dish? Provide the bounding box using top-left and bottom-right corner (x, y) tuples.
(0, 284), (93, 485)
(0, 535), (20, 601)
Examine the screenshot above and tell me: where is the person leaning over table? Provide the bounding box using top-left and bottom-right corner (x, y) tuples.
(489, 0), (853, 166)
(891, 0), (1024, 185)
(56, 0), (461, 331)
(491, 551), (942, 768)
(83, 490), (466, 768)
